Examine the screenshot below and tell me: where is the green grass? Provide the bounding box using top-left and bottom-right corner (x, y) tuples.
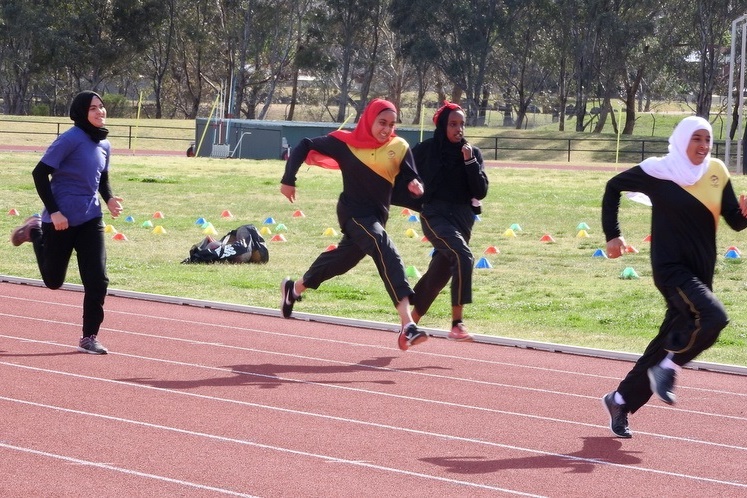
(2, 151), (747, 366)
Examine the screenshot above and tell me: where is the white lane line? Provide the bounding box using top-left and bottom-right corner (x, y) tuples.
(1, 307), (746, 403)
(2, 328), (747, 429)
(0, 441), (258, 497)
(0, 331), (747, 434)
(0, 397), (545, 497)
(2, 355), (747, 469)
(2, 388), (745, 491)
(2, 286), (746, 378)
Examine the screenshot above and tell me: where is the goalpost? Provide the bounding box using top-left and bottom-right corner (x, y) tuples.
(726, 13), (747, 173)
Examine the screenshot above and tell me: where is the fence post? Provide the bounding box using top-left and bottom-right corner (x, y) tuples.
(567, 139), (571, 162)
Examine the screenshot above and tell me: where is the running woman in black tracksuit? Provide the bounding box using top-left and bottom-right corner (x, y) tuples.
(410, 102), (489, 341)
(279, 98), (428, 351)
(601, 116), (747, 438)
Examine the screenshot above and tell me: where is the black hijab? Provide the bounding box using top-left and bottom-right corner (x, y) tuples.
(69, 90), (109, 143)
(417, 102), (465, 201)
(432, 101), (466, 164)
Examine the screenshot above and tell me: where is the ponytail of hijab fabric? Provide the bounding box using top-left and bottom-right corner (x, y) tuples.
(305, 98), (398, 169)
(69, 90), (109, 143)
(639, 116), (711, 187)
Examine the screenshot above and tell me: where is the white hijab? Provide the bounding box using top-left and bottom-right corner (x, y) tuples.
(639, 116), (712, 186)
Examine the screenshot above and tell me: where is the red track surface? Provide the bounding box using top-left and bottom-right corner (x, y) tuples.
(1, 281), (746, 497)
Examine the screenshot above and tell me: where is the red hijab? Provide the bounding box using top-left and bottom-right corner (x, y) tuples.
(306, 98), (398, 169)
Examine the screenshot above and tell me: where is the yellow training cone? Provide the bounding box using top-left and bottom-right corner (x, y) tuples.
(576, 230), (590, 238)
(104, 224), (117, 234)
(152, 225), (166, 234)
(260, 226), (272, 235)
(503, 228), (517, 237)
(323, 227), (338, 236)
(405, 228), (418, 238)
(203, 226), (218, 235)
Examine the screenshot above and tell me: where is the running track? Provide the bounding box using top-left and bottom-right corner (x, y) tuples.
(1, 278), (746, 497)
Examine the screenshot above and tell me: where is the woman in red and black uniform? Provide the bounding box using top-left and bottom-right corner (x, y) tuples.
(410, 102), (489, 341)
(601, 116), (747, 438)
(279, 98), (428, 351)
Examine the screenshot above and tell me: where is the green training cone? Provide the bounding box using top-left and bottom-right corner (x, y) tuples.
(620, 267), (639, 279)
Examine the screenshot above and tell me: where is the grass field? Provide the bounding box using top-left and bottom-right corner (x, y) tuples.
(2, 150), (747, 366)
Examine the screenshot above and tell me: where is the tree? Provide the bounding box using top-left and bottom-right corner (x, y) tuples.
(389, 0), (439, 123)
(496, 0), (554, 130)
(0, 1), (44, 114)
(663, 0), (741, 119)
(169, 0), (224, 119)
(590, 1), (660, 135)
(143, 0), (177, 118)
(433, 0), (505, 125)
(391, 0), (505, 125)
(219, 0), (296, 120)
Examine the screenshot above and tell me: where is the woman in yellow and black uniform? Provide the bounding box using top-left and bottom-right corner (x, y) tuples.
(279, 98), (428, 351)
(601, 116), (747, 438)
(410, 102), (489, 341)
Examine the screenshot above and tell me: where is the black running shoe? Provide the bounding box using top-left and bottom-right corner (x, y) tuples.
(602, 392), (632, 438)
(280, 277), (301, 318)
(398, 323), (428, 351)
(648, 365), (676, 404)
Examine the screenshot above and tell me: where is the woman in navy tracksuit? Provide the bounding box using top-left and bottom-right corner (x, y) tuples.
(410, 101), (489, 341)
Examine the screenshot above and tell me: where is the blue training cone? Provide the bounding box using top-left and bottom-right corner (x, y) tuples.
(475, 257), (492, 269)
